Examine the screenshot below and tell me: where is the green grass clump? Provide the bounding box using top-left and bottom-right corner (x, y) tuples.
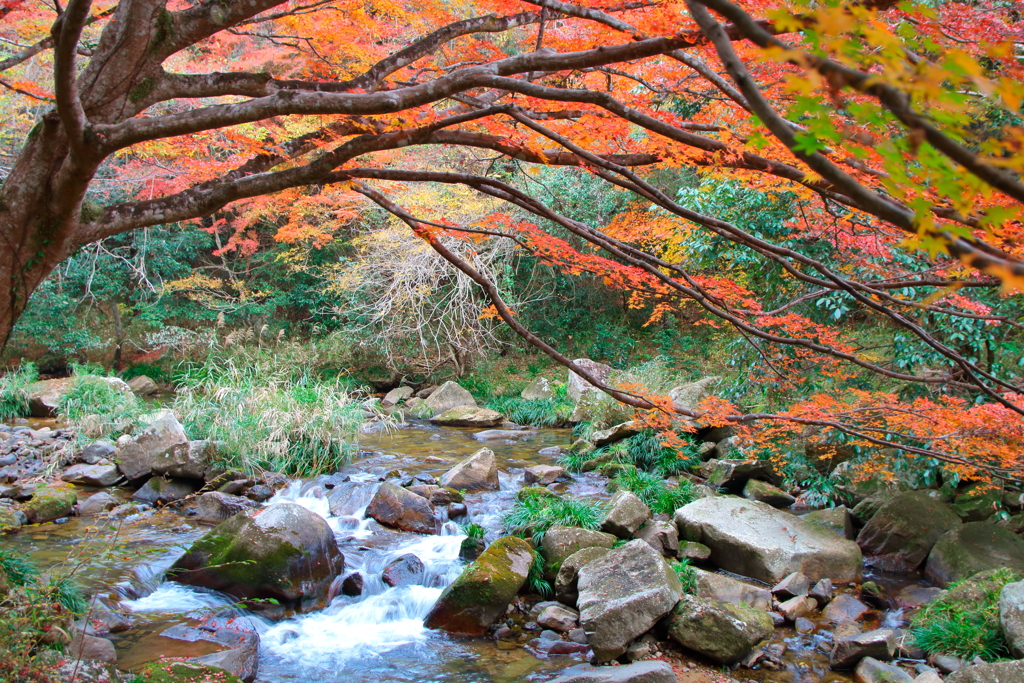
(527, 551), (553, 598)
(173, 355), (370, 477)
(485, 394), (574, 427)
(503, 494), (607, 544)
(0, 363), (38, 421)
(459, 523), (486, 541)
(58, 365), (143, 439)
(671, 558), (697, 595)
(614, 467), (695, 515)
(911, 568), (1021, 662)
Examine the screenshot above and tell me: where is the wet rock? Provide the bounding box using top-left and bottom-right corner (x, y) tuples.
(79, 604), (132, 635)
(80, 440), (116, 465)
(382, 553), (425, 587)
(856, 657), (913, 683)
(931, 655), (967, 674)
(326, 481), (371, 517)
(778, 595), (816, 622)
(423, 536), (534, 636)
(896, 585), (942, 609)
(925, 522), (1024, 587)
(824, 594), (870, 623)
(169, 503), (345, 616)
(132, 476), (200, 506)
(676, 496), (863, 584)
(62, 463), (120, 487)
(678, 540), (711, 561)
(804, 506), (856, 539)
(429, 488), (462, 506)
(568, 628), (588, 644)
(693, 568), (772, 610)
(636, 520), (680, 558)
(79, 492), (119, 515)
(438, 448), (499, 493)
(701, 458), (780, 491)
(795, 617), (816, 633)
(537, 603), (579, 632)
(524, 465), (566, 486)
(68, 633), (117, 662)
(127, 375), (159, 396)
(476, 429), (537, 441)
(423, 381), (476, 416)
(601, 489), (650, 539)
(744, 479), (796, 508)
(137, 662), (243, 683)
(0, 505), (26, 530)
(952, 486), (1002, 523)
(773, 571), (810, 600)
(831, 628), (896, 669)
(151, 440), (216, 481)
(382, 386), (414, 405)
(915, 673), (943, 683)
(448, 503), (468, 519)
(625, 634), (657, 662)
(946, 659), (1024, 683)
(192, 648), (257, 683)
(1001, 580), (1024, 657)
(404, 397), (433, 419)
(548, 661), (677, 683)
(576, 539), (682, 662)
(430, 405), (504, 428)
(555, 546), (611, 606)
(591, 421), (642, 447)
(541, 526), (617, 578)
(163, 615), (260, 682)
(856, 491), (962, 572)
(521, 376), (554, 400)
(810, 578), (834, 607)
(342, 572), (364, 596)
(664, 593), (774, 664)
(193, 491), (258, 525)
(114, 410), (188, 481)
(366, 481), (440, 534)
(851, 494), (893, 526)
(22, 482), (77, 523)
(244, 484), (274, 502)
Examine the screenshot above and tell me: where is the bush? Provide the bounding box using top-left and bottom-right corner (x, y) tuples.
(502, 494), (607, 544)
(0, 363), (38, 421)
(173, 355), (370, 476)
(58, 365), (143, 440)
(614, 467), (695, 515)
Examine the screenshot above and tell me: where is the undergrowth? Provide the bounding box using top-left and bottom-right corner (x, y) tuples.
(614, 467), (696, 515)
(485, 384), (574, 427)
(58, 365), (143, 440)
(0, 363), (38, 421)
(503, 490), (607, 544)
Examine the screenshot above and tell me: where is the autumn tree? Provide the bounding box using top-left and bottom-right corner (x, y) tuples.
(3, 0), (1024, 481)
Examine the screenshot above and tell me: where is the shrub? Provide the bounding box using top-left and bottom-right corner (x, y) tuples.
(614, 467), (695, 515)
(502, 494), (607, 544)
(0, 363), (38, 421)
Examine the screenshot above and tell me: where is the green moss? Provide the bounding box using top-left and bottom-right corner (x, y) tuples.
(442, 487), (464, 503)
(22, 484), (76, 523)
(128, 77), (157, 104)
(176, 514), (301, 589)
(447, 537), (533, 609)
(139, 661), (242, 682)
(515, 486), (555, 502)
(150, 9), (174, 53)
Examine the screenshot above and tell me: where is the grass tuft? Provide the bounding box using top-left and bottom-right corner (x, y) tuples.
(58, 365), (143, 439)
(614, 467), (695, 515)
(502, 494), (607, 544)
(671, 558), (698, 595)
(527, 551), (553, 598)
(0, 363), (38, 421)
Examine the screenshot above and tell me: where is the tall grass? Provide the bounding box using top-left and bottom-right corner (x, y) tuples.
(58, 365), (143, 439)
(173, 355), (370, 476)
(614, 467), (696, 515)
(485, 392), (574, 428)
(0, 363), (38, 421)
(502, 492), (607, 544)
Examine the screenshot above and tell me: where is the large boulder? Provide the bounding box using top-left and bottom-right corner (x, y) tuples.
(675, 497), (862, 583)
(430, 406), (503, 428)
(548, 661), (678, 683)
(555, 546), (611, 606)
(521, 377), (554, 401)
(668, 377), (721, 413)
(701, 458), (781, 491)
(437, 448), (499, 493)
(924, 522), (1024, 587)
(160, 615), (260, 682)
(27, 376), (131, 418)
(600, 489), (650, 539)
(856, 491), (962, 572)
(423, 381), (476, 415)
(62, 463), (120, 487)
(946, 660), (1024, 683)
(382, 554), (425, 587)
(576, 539), (682, 662)
(636, 520), (680, 558)
(566, 358), (614, 403)
(743, 479), (795, 509)
(423, 536), (534, 635)
(382, 386), (414, 405)
(114, 410), (188, 481)
(541, 526), (617, 578)
(366, 482), (440, 534)
(22, 483), (77, 523)
(137, 662), (243, 683)
(151, 440), (217, 481)
(591, 421), (643, 447)
(1001, 580), (1024, 658)
(830, 629), (896, 669)
(168, 503), (344, 615)
(663, 593), (774, 664)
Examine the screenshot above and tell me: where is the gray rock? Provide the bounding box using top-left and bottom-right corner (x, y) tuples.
(548, 661), (677, 683)
(151, 440), (216, 481)
(476, 429), (538, 441)
(127, 375), (159, 396)
(524, 465), (566, 486)
(521, 376), (554, 401)
(831, 629), (896, 669)
(537, 604), (579, 632)
(576, 539), (681, 662)
(946, 660), (1024, 683)
(555, 546), (611, 606)
(382, 553), (425, 587)
(1001, 580), (1024, 658)
(542, 526), (617, 579)
(566, 359), (614, 403)
(114, 410), (188, 481)
(162, 615), (260, 682)
(62, 463), (120, 487)
(192, 648), (257, 683)
(423, 381), (476, 415)
(856, 657), (913, 683)
(663, 593), (774, 664)
(341, 572), (363, 596)
(693, 568), (772, 610)
(326, 481), (373, 517)
(366, 481), (439, 534)
(79, 440), (116, 465)
(810, 578), (834, 607)
(669, 377), (721, 413)
(744, 479), (796, 508)
(382, 386), (414, 405)
(856, 491), (962, 572)
(601, 489), (651, 539)
(591, 421), (642, 447)
(676, 496), (862, 584)
(772, 571), (810, 600)
(701, 458), (781, 491)
(131, 476), (200, 506)
(79, 492), (119, 515)
(778, 596), (816, 622)
(678, 540), (711, 561)
(925, 522), (1024, 587)
(896, 585), (942, 609)
(636, 520), (680, 558)
(824, 594), (870, 623)
(27, 377), (129, 418)
(803, 506), (856, 539)
(438, 448), (499, 493)
(68, 633), (117, 663)
(430, 406), (504, 428)
(193, 491), (258, 524)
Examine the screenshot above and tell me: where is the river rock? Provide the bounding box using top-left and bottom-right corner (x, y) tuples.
(114, 410), (188, 481)
(423, 381), (476, 415)
(62, 463), (120, 487)
(856, 491), (962, 572)
(193, 491), (258, 524)
(132, 476), (200, 506)
(669, 377), (721, 413)
(601, 489), (650, 539)
(773, 572), (810, 600)
(127, 375), (160, 396)
(952, 485), (1002, 523)
(80, 440), (116, 465)
(68, 632), (117, 663)
(591, 421), (642, 447)
(576, 539), (682, 662)
(804, 506), (856, 539)
(676, 497), (862, 583)
(382, 553), (425, 587)
(22, 482), (77, 523)
(946, 659), (1024, 683)
(366, 481), (440, 534)
(438, 448), (498, 493)
(342, 572), (363, 596)
(430, 406), (504, 428)
(521, 376), (554, 400)
(555, 546), (611, 606)
(1001, 581), (1024, 657)
(541, 526), (617, 578)
(79, 492), (119, 515)
(423, 536), (533, 635)
(169, 503), (344, 615)
(665, 593), (773, 664)
(475, 429), (537, 441)
(151, 440), (216, 481)
(162, 615), (260, 682)
(810, 578), (834, 607)
(778, 596), (816, 622)
(856, 657), (913, 683)
(567, 358), (614, 402)
(924, 522), (1024, 587)
(382, 386), (414, 405)
(824, 594), (870, 622)
(701, 458), (781, 491)
(524, 465), (565, 486)
(679, 540), (711, 561)
(831, 629), (897, 669)
(326, 481), (373, 517)
(548, 661), (677, 683)
(895, 585), (941, 609)
(636, 519), (680, 558)
(404, 397), (433, 418)
(537, 603), (579, 632)
(693, 568), (772, 610)
(744, 479), (796, 508)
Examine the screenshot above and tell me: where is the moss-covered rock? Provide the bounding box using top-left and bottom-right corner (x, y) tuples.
(21, 483), (77, 523)
(540, 525), (617, 579)
(168, 503), (344, 616)
(664, 593), (774, 664)
(516, 486), (556, 502)
(952, 485), (1003, 523)
(0, 505), (25, 532)
(429, 405), (503, 428)
(137, 661), (243, 683)
(423, 535), (534, 636)
(925, 522), (1024, 587)
(856, 491), (961, 572)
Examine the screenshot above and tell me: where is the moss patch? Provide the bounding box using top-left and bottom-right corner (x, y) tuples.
(22, 483), (76, 523)
(138, 661), (242, 683)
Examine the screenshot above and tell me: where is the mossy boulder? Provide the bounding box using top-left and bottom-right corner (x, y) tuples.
(423, 381), (476, 415)
(946, 659), (1024, 683)
(22, 483), (77, 523)
(743, 479), (796, 509)
(925, 522), (1024, 587)
(952, 486), (1003, 523)
(856, 491), (962, 572)
(554, 546), (611, 606)
(430, 406), (503, 428)
(0, 505), (25, 531)
(423, 535), (534, 635)
(137, 661), (243, 683)
(404, 397), (433, 419)
(168, 503), (344, 616)
(541, 525), (617, 579)
(516, 486), (556, 502)
(664, 593), (774, 664)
